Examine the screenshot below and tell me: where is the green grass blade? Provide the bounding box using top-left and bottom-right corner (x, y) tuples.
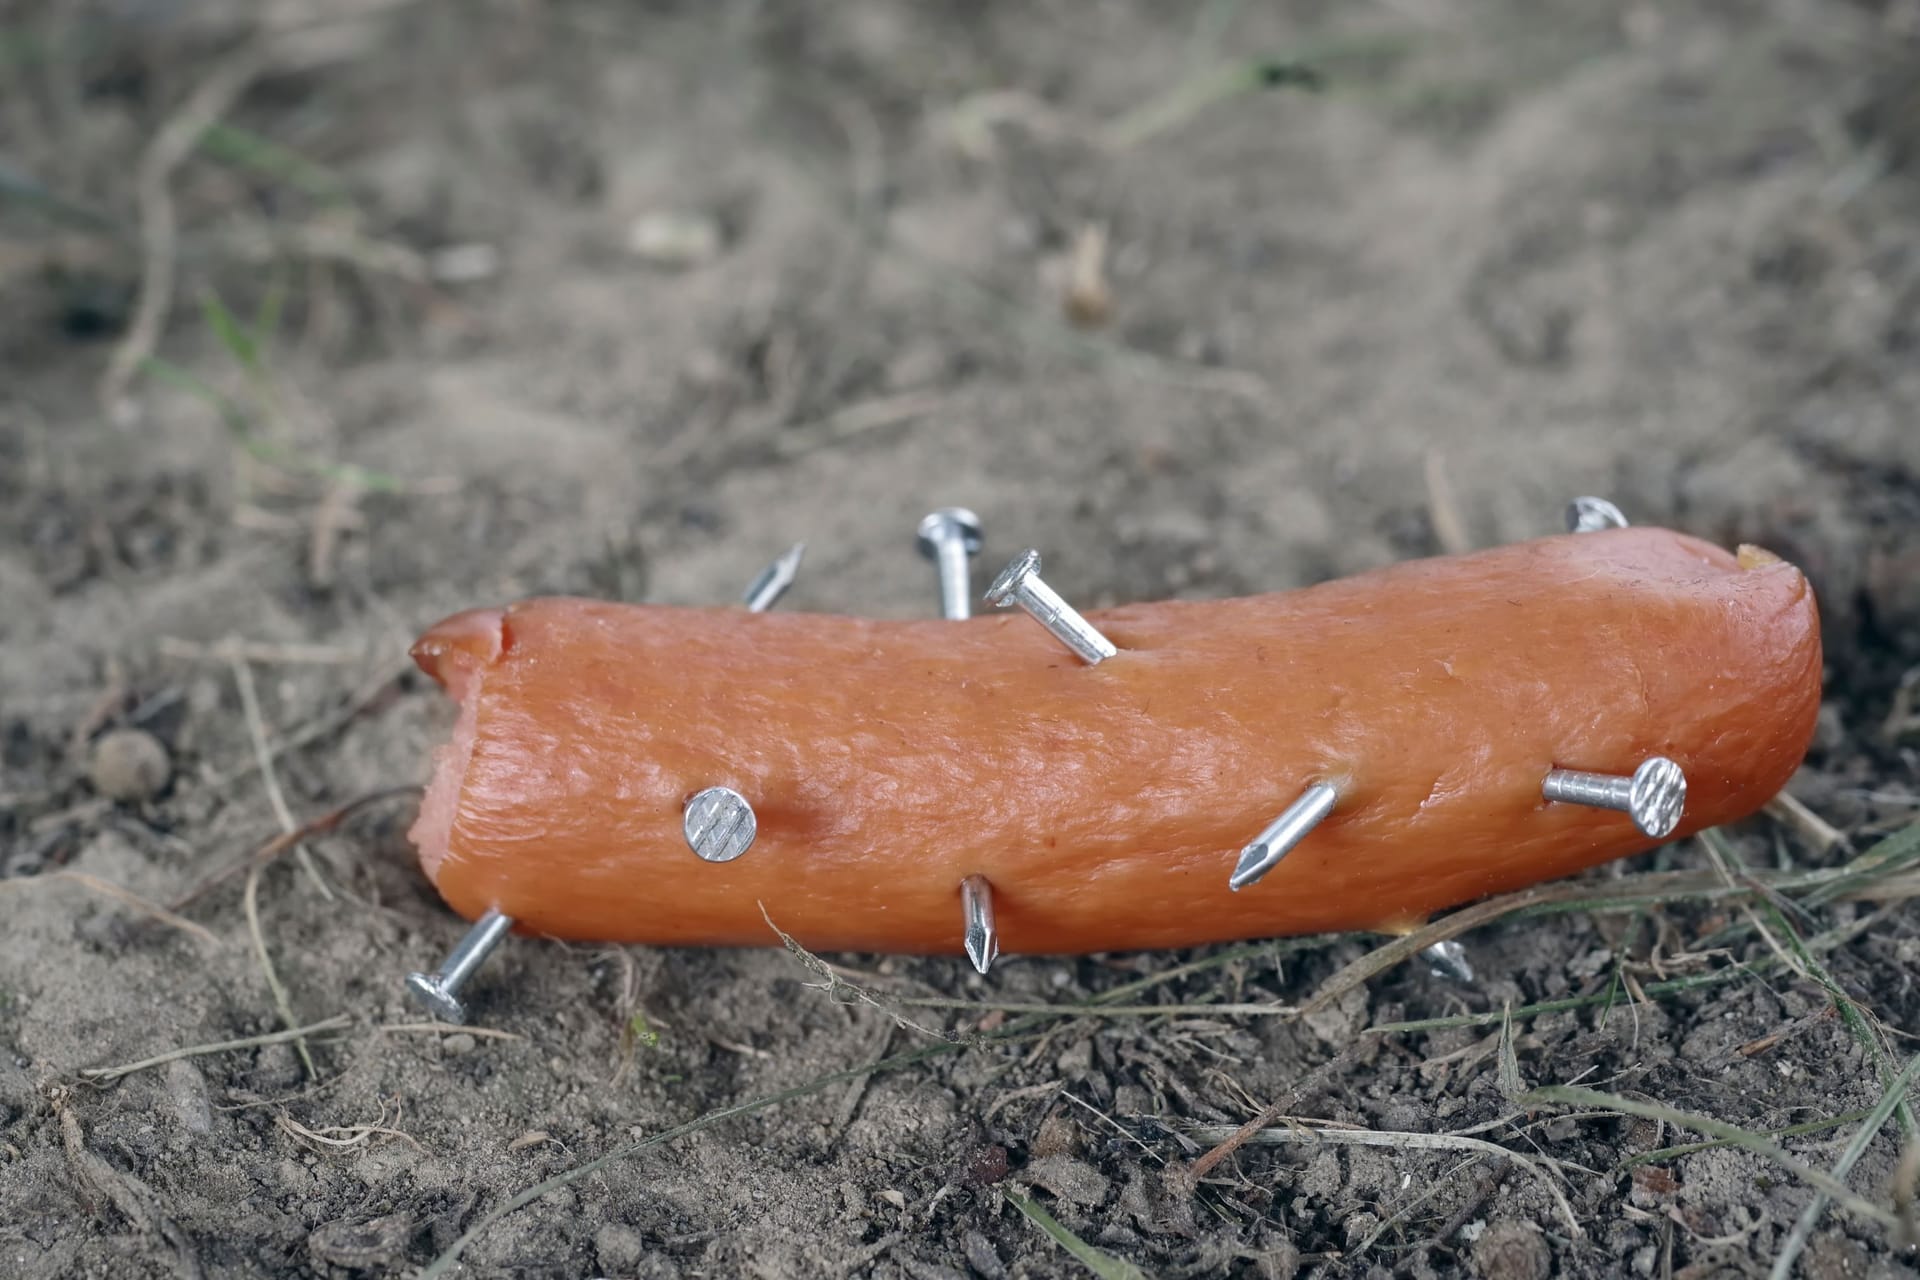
(1006, 1191), (1149, 1280)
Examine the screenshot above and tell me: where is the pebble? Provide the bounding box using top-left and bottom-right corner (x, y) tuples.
(1471, 1219), (1551, 1280)
(88, 728), (171, 802)
(627, 211), (723, 268)
(595, 1224), (645, 1273)
(442, 1033), (477, 1056)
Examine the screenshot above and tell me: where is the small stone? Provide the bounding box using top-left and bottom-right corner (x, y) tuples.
(1025, 1153), (1110, 1207)
(962, 1231), (1007, 1280)
(595, 1224), (645, 1273)
(963, 1144), (1009, 1185)
(442, 1033), (477, 1056)
(88, 728), (170, 802)
(164, 1059), (212, 1136)
(627, 211), (723, 268)
(1471, 1219), (1550, 1280)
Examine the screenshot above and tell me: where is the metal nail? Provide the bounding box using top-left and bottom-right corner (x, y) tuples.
(984, 549), (1118, 665)
(743, 542), (806, 613)
(1542, 756), (1686, 838)
(684, 785), (758, 862)
(1229, 781), (1340, 891)
(961, 874), (999, 974)
(1565, 497), (1629, 534)
(917, 508), (984, 621)
(1422, 940), (1474, 983)
(404, 907), (514, 1025)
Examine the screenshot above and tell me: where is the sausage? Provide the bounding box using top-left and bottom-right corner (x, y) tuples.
(407, 527), (1821, 957)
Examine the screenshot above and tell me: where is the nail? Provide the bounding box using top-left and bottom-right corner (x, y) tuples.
(404, 907), (514, 1025)
(917, 508), (984, 621)
(1422, 940), (1474, 983)
(1566, 497), (1629, 534)
(1229, 781), (1340, 891)
(984, 549), (1117, 665)
(743, 542), (806, 612)
(684, 785), (758, 862)
(1542, 756), (1686, 838)
(961, 874), (999, 974)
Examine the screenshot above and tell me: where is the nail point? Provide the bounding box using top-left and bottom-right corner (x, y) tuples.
(961, 874), (999, 974)
(1566, 496), (1629, 534)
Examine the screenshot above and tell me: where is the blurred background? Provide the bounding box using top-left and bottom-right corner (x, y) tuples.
(4, 2), (1920, 1276)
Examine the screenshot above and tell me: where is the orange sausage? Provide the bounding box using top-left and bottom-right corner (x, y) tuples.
(408, 527), (1821, 957)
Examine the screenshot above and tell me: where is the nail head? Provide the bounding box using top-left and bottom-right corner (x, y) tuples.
(684, 786), (758, 862)
(917, 507), (984, 559)
(1628, 756), (1686, 838)
(984, 548), (1041, 606)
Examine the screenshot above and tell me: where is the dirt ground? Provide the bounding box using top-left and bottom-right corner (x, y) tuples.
(4, 1), (1920, 1276)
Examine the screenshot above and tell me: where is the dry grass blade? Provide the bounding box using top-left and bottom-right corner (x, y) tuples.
(1523, 1085), (1903, 1230)
(245, 864), (316, 1080)
(5, 870), (221, 947)
(418, 938), (1308, 1276)
(1765, 790), (1848, 854)
(1182, 1121), (1581, 1237)
(229, 644), (334, 900)
(1005, 1190), (1149, 1279)
(1307, 846), (1920, 1017)
(377, 1023), (525, 1041)
(79, 1014), (352, 1083)
(1770, 1052), (1920, 1278)
(894, 994), (1297, 1018)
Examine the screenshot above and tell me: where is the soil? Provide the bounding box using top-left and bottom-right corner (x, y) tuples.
(4, 2), (1920, 1277)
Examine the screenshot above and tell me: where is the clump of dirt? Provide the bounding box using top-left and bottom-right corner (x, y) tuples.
(3, 2), (1919, 1277)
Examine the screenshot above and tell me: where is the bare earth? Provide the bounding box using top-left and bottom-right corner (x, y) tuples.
(4, 2), (1920, 1277)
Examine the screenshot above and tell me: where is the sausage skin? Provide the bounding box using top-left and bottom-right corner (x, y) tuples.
(408, 528), (1821, 956)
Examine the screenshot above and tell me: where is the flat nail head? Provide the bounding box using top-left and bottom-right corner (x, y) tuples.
(984, 548), (1041, 607)
(1566, 497), (1629, 534)
(917, 508), (984, 559)
(404, 972), (468, 1025)
(1628, 756), (1687, 838)
(684, 786), (758, 862)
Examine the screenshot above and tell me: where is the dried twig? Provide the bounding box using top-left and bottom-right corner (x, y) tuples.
(100, 47), (273, 413)
(1423, 450), (1473, 555)
(758, 904), (955, 1041)
(171, 787), (418, 911)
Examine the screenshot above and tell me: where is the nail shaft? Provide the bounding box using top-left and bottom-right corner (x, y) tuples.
(1229, 781), (1339, 891)
(961, 874), (999, 974)
(1542, 756), (1686, 838)
(936, 536), (972, 620)
(917, 508), (984, 621)
(404, 907), (513, 1025)
(985, 549), (1117, 665)
(743, 542), (806, 613)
